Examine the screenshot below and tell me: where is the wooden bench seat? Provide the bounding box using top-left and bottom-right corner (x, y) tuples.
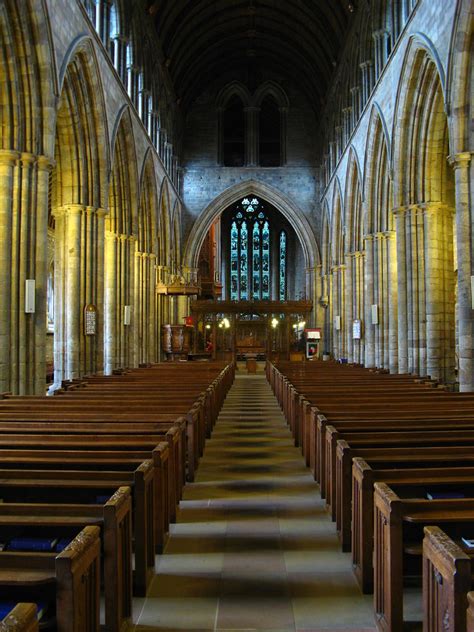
(350, 459), (474, 592)
(0, 462), (154, 595)
(0, 528), (100, 632)
(373, 482), (474, 632)
(0, 487), (131, 632)
(0, 448), (171, 554)
(0, 604), (39, 632)
(422, 525), (474, 632)
(326, 427), (474, 523)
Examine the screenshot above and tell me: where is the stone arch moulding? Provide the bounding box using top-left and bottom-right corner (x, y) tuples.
(183, 180), (320, 271)
(445, 0), (473, 152)
(57, 35), (110, 199)
(345, 146), (364, 201)
(392, 35), (447, 207)
(363, 103), (392, 181)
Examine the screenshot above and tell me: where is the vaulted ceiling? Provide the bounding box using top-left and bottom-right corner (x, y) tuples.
(151, 0), (355, 112)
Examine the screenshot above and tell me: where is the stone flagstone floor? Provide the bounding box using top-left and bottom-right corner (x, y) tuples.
(133, 371), (376, 632)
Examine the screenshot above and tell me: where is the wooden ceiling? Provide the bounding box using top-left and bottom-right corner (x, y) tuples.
(152, 0), (355, 111)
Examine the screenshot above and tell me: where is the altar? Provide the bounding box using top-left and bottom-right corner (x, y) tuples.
(189, 299), (313, 361)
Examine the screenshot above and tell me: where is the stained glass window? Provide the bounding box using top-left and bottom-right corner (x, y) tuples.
(279, 231), (287, 300)
(262, 221), (270, 300)
(229, 196), (284, 301)
(230, 221), (239, 300)
(240, 221), (248, 299)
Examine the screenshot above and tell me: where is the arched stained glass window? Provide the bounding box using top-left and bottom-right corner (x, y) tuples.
(229, 197), (279, 301)
(262, 221), (270, 299)
(279, 231), (287, 300)
(239, 221), (248, 299)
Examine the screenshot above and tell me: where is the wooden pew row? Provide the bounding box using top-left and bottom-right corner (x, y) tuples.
(373, 482), (474, 632)
(0, 487), (132, 632)
(328, 429), (474, 527)
(337, 444), (474, 554)
(422, 525), (473, 632)
(2, 362), (234, 628)
(350, 459), (474, 593)
(0, 462), (154, 595)
(0, 604), (39, 632)
(314, 413), (474, 486)
(0, 449), (169, 556)
(0, 528), (100, 632)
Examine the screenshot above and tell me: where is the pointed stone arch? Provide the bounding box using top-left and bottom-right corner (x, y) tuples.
(184, 180), (319, 272)
(344, 148), (365, 364)
(158, 178), (172, 266)
(445, 0), (474, 391)
(104, 106), (139, 373)
(0, 0), (57, 393)
(392, 39), (456, 383)
(51, 41), (110, 388)
(330, 182), (346, 360)
(134, 149), (159, 366)
(363, 105), (397, 371)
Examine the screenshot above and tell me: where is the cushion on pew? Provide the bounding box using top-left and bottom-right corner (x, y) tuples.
(6, 536), (58, 551)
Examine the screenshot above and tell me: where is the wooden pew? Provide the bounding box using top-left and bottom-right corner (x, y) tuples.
(327, 429), (474, 527)
(0, 448), (169, 555)
(351, 459), (474, 592)
(0, 604), (38, 632)
(0, 463), (154, 595)
(422, 526), (473, 632)
(468, 592), (474, 631)
(0, 526), (100, 632)
(0, 487), (132, 632)
(336, 444), (474, 555)
(373, 482), (474, 632)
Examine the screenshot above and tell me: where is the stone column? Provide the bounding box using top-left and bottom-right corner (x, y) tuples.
(335, 126), (342, 161)
(345, 254), (354, 363)
(279, 107), (288, 165)
(34, 156), (55, 392)
(353, 251), (365, 364)
(329, 142), (337, 172)
(244, 106), (259, 166)
(393, 206), (408, 373)
(342, 107), (352, 145)
(373, 29), (390, 80)
(0, 150), (18, 391)
(359, 60), (374, 105)
(104, 231), (118, 374)
(385, 230), (398, 374)
(134, 250), (144, 366)
(305, 267), (317, 327)
(350, 86), (361, 126)
(449, 152), (473, 390)
(64, 205), (83, 380)
(423, 203), (455, 382)
(364, 234), (375, 367)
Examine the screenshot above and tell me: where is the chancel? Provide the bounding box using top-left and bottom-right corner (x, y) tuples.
(0, 0), (473, 630)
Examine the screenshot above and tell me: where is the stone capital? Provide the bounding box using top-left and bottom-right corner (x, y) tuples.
(420, 202), (454, 215)
(0, 149), (20, 166)
(448, 152), (472, 170)
(359, 59), (373, 70)
(391, 205), (409, 216)
(36, 155), (56, 172)
(350, 85), (360, 95)
(372, 28), (390, 40)
(64, 204), (86, 216)
(20, 152), (38, 166)
(363, 233), (374, 242)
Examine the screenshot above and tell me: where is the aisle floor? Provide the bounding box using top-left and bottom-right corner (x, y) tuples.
(133, 373), (376, 631)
